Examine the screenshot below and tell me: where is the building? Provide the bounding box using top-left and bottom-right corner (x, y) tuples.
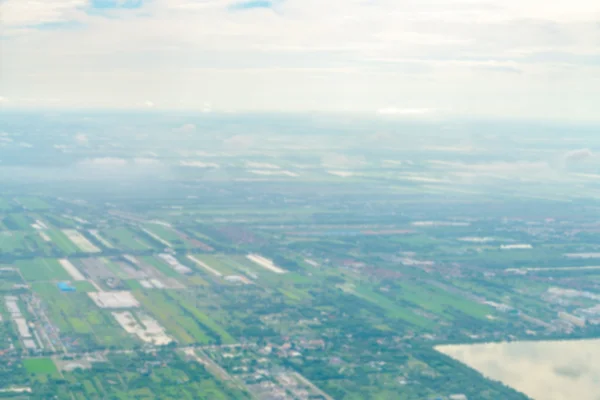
(57, 282), (76, 292)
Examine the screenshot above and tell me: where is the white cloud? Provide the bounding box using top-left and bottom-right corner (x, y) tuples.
(564, 148), (593, 163)
(80, 157), (128, 167)
(0, 0), (87, 27)
(1, 0), (599, 119)
(176, 123), (196, 133)
(377, 107), (434, 116)
(133, 157), (162, 166)
(74, 133), (88, 144)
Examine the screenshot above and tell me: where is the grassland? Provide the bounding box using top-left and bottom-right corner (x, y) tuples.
(397, 282), (494, 320)
(2, 214), (31, 230)
(0, 231), (30, 254)
(140, 255), (182, 279)
(134, 290), (235, 345)
(23, 357), (60, 376)
(47, 229), (80, 254)
(187, 254), (239, 276)
(16, 258), (72, 282)
(142, 224), (187, 247)
(349, 284), (436, 328)
(16, 197), (51, 210)
(32, 282), (132, 348)
(134, 290), (212, 345)
(0, 197), (13, 211)
(102, 227), (153, 251)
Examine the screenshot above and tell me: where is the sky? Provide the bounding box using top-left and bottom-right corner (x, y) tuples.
(1, 0), (599, 120)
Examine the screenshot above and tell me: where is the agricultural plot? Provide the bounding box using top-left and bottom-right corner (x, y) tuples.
(0, 197), (13, 211)
(32, 282), (133, 349)
(101, 227), (153, 251)
(186, 255), (224, 277)
(47, 229), (80, 254)
(88, 230), (114, 249)
(2, 214), (32, 230)
(0, 268), (25, 291)
(339, 283), (435, 329)
(246, 254), (287, 274)
(62, 230), (101, 253)
(16, 197), (51, 210)
(15, 258), (72, 282)
(134, 290), (212, 345)
(141, 227), (173, 248)
(112, 311), (173, 345)
(23, 358), (60, 377)
(134, 290), (235, 345)
(186, 254), (254, 284)
(396, 282), (495, 321)
(139, 255), (182, 279)
(0, 231), (30, 254)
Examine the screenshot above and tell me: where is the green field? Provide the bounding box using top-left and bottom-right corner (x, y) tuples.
(140, 255), (181, 279)
(188, 254), (239, 276)
(23, 358), (60, 376)
(16, 197), (51, 210)
(72, 280), (97, 292)
(0, 231), (30, 253)
(350, 284), (435, 328)
(47, 229), (80, 254)
(102, 227), (153, 251)
(134, 290), (212, 345)
(142, 224), (187, 247)
(0, 198), (13, 211)
(2, 214), (31, 230)
(32, 282), (132, 348)
(16, 258), (72, 282)
(397, 282), (494, 320)
(134, 290), (234, 345)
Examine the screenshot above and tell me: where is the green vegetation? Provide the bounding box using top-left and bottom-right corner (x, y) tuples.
(16, 197), (51, 210)
(102, 227), (152, 251)
(23, 358), (59, 376)
(16, 258), (72, 282)
(47, 229), (80, 254)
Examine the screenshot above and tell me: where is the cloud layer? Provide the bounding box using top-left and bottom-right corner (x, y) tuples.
(1, 0), (599, 119)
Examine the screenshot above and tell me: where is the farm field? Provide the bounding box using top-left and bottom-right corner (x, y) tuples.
(2, 214), (32, 230)
(133, 290), (213, 345)
(62, 230), (100, 253)
(31, 282), (134, 349)
(101, 227), (153, 251)
(15, 259), (72, 282)
(16, 197), (51, 210)
(47, 229), (81, 254)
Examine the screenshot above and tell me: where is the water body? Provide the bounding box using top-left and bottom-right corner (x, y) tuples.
(436, 339), (600, 400)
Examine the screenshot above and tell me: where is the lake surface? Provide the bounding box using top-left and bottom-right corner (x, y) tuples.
(436, 339), (600, 400)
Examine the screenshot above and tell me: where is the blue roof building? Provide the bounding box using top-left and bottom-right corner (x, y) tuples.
(57, 282), (76, 292)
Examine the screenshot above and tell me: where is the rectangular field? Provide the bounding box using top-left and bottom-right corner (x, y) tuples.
(16, 197), (50, 210)
(23, 358), (59, 376)
(32, 282), (133, 348)
(101, 228), (153, 251)
(47, 229), (80, 254)
(62, 230), (100, 253)
(246, 254), (287, 274)
(134, 290), (235, 345)
(88, 230), (114, 248)
(16, 258), (72, 282)
(59, 259), (86, 281)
